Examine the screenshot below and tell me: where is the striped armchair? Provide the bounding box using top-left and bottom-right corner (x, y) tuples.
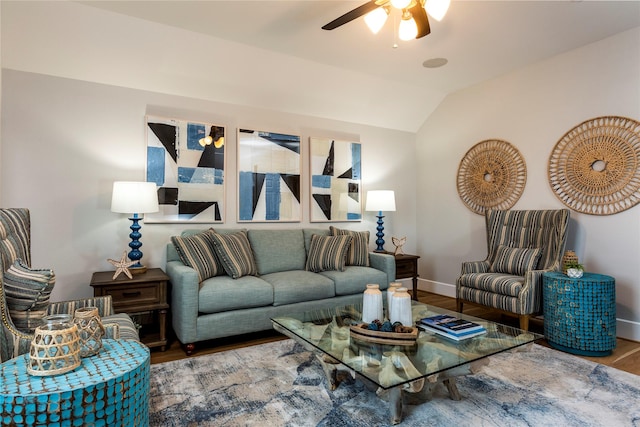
(0, 208), (139, 363)
(456, 209), (569, 331)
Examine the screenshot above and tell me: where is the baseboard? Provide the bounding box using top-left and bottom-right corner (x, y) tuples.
(616, 318), (640, 342)
(415, 278), (640, 342)
(416, 278), (456, 298)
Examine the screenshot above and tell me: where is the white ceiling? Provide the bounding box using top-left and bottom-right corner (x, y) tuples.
(79, 0), (640, 130)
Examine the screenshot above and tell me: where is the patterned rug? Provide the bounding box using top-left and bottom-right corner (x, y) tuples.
(149, 340), (640, 426)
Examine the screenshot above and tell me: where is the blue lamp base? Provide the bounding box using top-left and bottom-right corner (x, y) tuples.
(127, 214), (147, 274)
(374, 211), (386, 252)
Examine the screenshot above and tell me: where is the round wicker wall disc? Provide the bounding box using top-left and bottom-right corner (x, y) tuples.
(548, 116), (640, 215)
(457, 139), (527, 215)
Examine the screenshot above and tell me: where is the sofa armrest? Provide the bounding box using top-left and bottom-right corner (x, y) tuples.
(165, 259), (200, 344)
(460, 260), (490, 274)
(369, 252), (396, 285)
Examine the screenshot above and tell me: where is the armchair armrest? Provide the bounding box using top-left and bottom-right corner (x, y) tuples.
(369, 252), (396, 285)
(461, 260), (490, 274)
(47, 296), (115, 317)
(165, 260), (200, 344)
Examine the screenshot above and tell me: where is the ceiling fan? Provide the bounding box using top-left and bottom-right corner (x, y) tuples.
(322, 0), (450, 41)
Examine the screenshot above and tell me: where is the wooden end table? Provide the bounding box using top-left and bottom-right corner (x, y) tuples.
(90, 267), (170, 351)
(394, 253), (420, 300)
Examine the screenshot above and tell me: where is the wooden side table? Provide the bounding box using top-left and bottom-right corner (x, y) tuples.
(543, 271), (616, 356)
(0, 340), (149, 425)
(91, 268), (170, 351)
(394, 254), (420, 301)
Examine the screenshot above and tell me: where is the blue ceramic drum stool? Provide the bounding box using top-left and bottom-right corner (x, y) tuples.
(0, 339), (150, 426)
(543, 271), (616, 356)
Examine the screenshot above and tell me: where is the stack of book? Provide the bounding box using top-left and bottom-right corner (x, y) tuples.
(417, 314), (487, 341)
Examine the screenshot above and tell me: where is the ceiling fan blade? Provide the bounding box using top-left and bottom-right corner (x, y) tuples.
(322, 1), (381, 31)
(409, 2), (431, 38)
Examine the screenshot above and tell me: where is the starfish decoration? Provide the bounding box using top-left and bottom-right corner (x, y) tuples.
(107, 250), (137, 280)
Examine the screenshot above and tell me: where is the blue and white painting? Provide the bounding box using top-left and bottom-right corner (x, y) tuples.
(145, 115), (225, 223)
(310, 137), (362, 222)
(237, 129), (301, 222)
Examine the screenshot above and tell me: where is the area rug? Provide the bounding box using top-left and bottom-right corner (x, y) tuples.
(149, 340), (640, 426)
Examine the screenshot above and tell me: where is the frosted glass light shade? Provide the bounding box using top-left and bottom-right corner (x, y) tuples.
(111, 181), (159, 214)
(425, 0), (450, 21)
(365, 190), (396, 212)
(364, 7), (389, 34)
(398, 16), (418, 40)
(391, 0), (412, 9)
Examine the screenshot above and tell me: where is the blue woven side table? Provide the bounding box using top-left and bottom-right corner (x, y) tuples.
(543, 271), (616, 356)
(0, 339), (150, 426)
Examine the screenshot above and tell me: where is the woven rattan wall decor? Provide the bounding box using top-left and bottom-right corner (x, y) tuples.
(548, 116), (640, 215)
(457, 139), (527, 215)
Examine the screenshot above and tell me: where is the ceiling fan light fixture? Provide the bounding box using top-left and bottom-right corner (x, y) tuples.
(398, 11), (418, 41)
(425, 0), (450, 21)
(364, 6), (389, 34)
(390, 0), (412, 9)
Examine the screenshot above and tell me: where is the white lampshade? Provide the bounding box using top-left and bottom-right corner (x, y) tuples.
(425, 0), (450, 21)
(398, 15), (418, 41)
(365, 190), (396, 212)
(364, 7), (389, 34)
(111, 181), (159, 214)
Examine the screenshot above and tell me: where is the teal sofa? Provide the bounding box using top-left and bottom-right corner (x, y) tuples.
(166, 228), (396, 355)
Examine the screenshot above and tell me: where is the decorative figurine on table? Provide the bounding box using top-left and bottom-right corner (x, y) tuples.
(107, 250), (136, 279)
(392, 236), (406, 255)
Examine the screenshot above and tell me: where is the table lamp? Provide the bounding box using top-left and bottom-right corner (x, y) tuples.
(365, 190), (396, 252)
(111, 181), (159, 274)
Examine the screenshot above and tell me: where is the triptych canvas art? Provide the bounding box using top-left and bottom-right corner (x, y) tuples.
(145, 116), (361, 223)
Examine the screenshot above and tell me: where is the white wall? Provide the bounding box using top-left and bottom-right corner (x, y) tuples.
(416, 27), (640, 340)
(1, 69), (416, 301)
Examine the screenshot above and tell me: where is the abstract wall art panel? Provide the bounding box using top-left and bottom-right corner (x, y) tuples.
(145, 115), (226, 223)
(310, 137), (362, 222)
(237, 129), (301, 222)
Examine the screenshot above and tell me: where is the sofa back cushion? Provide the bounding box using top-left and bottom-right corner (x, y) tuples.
(248, 229), (306, 275)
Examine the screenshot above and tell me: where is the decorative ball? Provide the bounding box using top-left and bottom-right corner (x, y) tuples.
(381, 321), (393, 332)
(367, 322), (379, 331)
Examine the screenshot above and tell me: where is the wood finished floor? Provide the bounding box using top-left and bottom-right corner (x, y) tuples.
(150, 291), (640, 376)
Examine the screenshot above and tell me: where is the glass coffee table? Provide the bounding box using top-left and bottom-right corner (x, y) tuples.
(272, 301), (541, 425)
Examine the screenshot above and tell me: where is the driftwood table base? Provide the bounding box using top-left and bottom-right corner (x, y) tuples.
(317, 353), (487, 425)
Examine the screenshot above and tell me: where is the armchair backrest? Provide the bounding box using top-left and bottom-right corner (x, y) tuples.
(485, 209), (570, 271)
(0, 208), (31, 272)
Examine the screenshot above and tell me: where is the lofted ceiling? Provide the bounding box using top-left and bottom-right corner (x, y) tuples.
(77, 1), (640, 130)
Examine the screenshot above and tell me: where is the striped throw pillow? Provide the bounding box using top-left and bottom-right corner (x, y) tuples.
(3, 259), (55, 333)
(171, 230), (221, 282)
(329, 226), (370, 267)
(489, 245), (542, 276)
(305, 234), (353, 273)
(209, 231), (258, 279)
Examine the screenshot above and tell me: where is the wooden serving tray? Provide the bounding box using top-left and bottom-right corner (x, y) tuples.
(349, 323), (419, 345)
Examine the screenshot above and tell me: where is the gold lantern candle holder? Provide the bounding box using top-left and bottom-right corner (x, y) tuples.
(73, 306), (105, 357)
(27, 314), (81, 376)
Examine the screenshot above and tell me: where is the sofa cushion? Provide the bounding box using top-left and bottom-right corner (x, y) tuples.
(248, 229), (306, 275)
(171, 230), (222, 282)
(320, 266), (388, 296)
(303, 228), (330, 255)
(210, 231), (258, 279)
(198, 275), (274, 313)
(489, 245), (542, 276)
(261, 270), (335, 306)
(4, 259), (55, 333)
(305, 234), (352, 273)
(329, 226), (370, 267)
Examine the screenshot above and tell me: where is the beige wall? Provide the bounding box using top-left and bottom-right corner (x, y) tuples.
(416, 27), (640, 340)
